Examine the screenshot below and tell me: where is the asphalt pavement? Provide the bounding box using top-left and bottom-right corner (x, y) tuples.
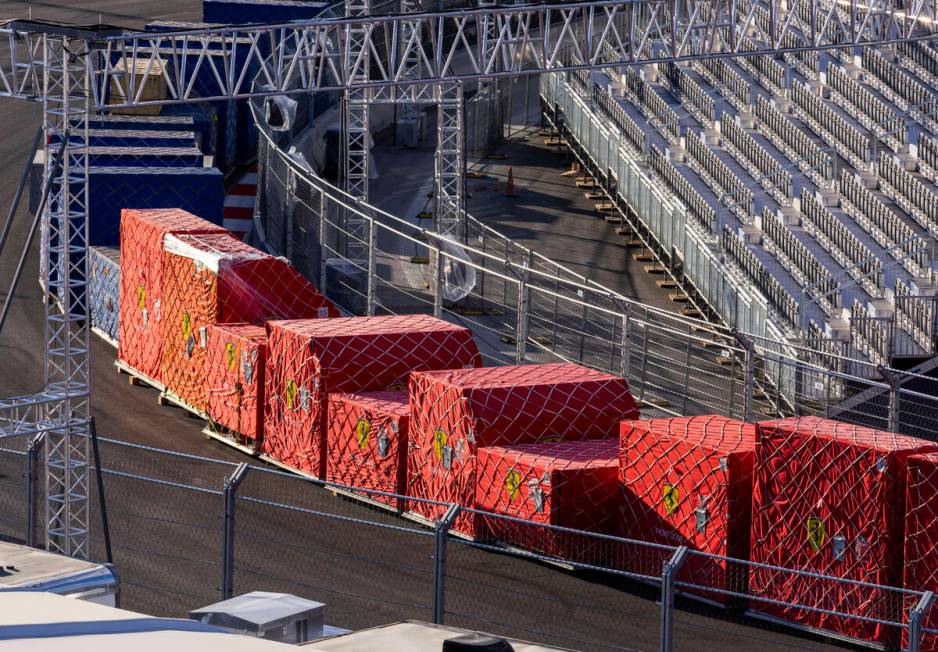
(0, 3), (864, 650)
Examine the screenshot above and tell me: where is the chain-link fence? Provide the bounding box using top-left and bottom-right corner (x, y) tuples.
(253, 111), (938, 441)
(4, 435), (936, 652)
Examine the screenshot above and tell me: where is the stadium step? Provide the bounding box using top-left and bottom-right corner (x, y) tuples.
(669, 292), (690, 302)
(656, 279), (678, 288)
(632, 251), (654, 262)
(644, 264), (666, 274)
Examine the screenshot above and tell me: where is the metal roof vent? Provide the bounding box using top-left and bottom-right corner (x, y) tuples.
(189, 591), (347, 644)
(442, 633), (516, 652)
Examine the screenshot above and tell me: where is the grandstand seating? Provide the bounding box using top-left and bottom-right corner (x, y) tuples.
(761, 207), (840, 316)
(685, 130), (754, 220)
(800, 189), (884, 297)
(648, 144), (717, 232)
(694, 59), (749, 111)
(661, 63), (716, 127)
(791, 79), (870, 170)
(862, 48), (938, 132)
(722, 116), (793, 202)
(879, 152), (938, 239)
(551, 37), (938, 365)
(623, 69), (681, 143)
(839, 170), (930, 278)
(895, 277), (937, 353)
(722, 225), (801, 327)
(826, 64), (905, 152)
(917, 134), (938, 181)
(850, 299), (893, 365)
(592, 83), (645, 154)
(754, 95), (833, 184)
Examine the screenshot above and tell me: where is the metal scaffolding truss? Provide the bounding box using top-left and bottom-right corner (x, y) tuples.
(0, 0), (926, 109)
(343, 0), (372, 260)
(0, 0), (935, 557)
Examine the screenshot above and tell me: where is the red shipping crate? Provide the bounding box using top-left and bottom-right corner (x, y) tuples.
(326, 391), (410, 510)
(903, 452), (938, 652)
(750, 416), (936, 646)
(118, 208), (226, 383)
(618, 415), (755, 599)
(263, 315), (481, 478)
(160, 232), (338, 412)
(475, 438), (620, 562)
(408, 363), (639, 537)
(205, 323), (267, 446)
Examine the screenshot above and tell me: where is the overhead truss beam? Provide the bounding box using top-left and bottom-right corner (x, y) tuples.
(0, 0), (935, 108)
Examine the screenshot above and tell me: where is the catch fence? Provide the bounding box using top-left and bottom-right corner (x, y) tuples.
(254, 109), (938, 441)
(0, 434), (934, 652)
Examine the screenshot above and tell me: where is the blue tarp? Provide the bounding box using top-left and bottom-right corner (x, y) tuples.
(202, 0), (329, 24)
(88, 165), (225, 246)
(89, 246), (120, 344)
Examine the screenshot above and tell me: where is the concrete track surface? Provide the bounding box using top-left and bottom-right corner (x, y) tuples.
(0, 2), (863, 650)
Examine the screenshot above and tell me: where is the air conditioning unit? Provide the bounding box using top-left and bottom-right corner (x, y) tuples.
(189, 591), (348, 644)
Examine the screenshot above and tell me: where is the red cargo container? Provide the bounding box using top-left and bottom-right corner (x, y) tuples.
(475, 438), (620, 561)
(160, 232), (337, 412)
(118, 208), (226, 383)
(263, 315), (481, 478)
(407, 363), (639, 537)
(751, 416), (936, 646)
(904, 452), (938, 652)
(618, 415), (755, 600)
(326, 390), (410, 510)
(205, 323), (267, 446)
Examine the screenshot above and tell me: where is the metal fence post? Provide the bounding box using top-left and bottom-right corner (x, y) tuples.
(366, 215), (377, 316)
(222, 463), (249, 600)
(879, 366), (900, 433)
(433, 246), (444, 319)
(516, 253), (532, 363)
(619, 301), (631, 380)
(908, 591), (934, 652)
(660, 546), (688, 652)
(432, 504), (460, 624)
(285, 167), (296, 260)
(733, 331), (756, 422)
(26, 432), (44, 548)
(319, 191), (328, 296)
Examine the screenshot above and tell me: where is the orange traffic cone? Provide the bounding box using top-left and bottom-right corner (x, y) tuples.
(504, 167), (518, 197)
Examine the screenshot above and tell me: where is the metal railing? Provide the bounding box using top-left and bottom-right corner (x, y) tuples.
(1, 434), (935, 652)
(252, 77), (938, 441)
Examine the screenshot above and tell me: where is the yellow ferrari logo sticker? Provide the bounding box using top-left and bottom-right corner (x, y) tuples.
(136, 286), (146, 309)
(433, 429), (448, 461)
(225, 342), (237, 369)
(662, 483), (680, 515)
(505, 469), (522, 501)
(356, 418), (370, 449)
(285, 379), (298, 409)
(182, 312), (192, 341)
(807, 517), (826, 552)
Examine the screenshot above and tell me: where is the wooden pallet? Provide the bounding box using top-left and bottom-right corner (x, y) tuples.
(158, 389), (210, 421)
(203, 425), (261, 457)
(114, 359), (165, 392)
(328, 484), (403, 515)
(92, 327), (119, 349)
